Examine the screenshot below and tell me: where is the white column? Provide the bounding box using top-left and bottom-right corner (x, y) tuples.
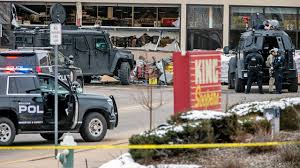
(76, 1), (82, 27)
(209, 6), (213, 29)
(180, 1), (187, 55)
(223, 1), (229, 47)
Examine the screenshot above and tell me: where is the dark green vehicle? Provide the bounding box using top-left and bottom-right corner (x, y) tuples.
(14, 27), (135, 84)
(224, 26), (298, 93)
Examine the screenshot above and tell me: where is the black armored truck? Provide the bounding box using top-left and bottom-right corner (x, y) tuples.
(14, 27), (135, 84)
(225, 20), (298, 93)
(0, 72), (118, 145)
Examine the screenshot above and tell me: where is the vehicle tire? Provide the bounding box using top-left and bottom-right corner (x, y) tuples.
(80, 112), (107, 142)
(119, 62), (130, 85)
(84, 76), (92, 84)
(0, 117), (16, 146)
(40, 133), (63, 141)
(288, 78), (298, 92)
(228, 71), (235, 89)
(234, 69), (245, 93)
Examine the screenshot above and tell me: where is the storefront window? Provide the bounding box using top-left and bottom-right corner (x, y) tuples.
(112, 7), (132, 26)
(230, 6), (263, 30)
(187, 5), (223, 50)
(16, 5), (49, 25)
(82, 6), (107, 26)
(158, 7), (179, 27)
(265, 7), (297, 31)
(134, 7), (156, 27)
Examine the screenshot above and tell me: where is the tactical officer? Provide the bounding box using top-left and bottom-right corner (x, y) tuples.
(273, 52), (285, 94)
(266, 48), (278, 93)
(245, 52), (264, 94)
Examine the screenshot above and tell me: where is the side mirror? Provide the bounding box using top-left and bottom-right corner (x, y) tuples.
(223, 46), (230, 54)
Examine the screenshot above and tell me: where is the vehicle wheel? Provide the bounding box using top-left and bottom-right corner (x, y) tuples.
(40, 133), (63, 141)
(84, 76), (92, 84)
(80, 112), (107, 142)
(228, 71), (235, 89)
(119, 62), (130, 85)
(0, 117), (16, 146)
(234, 69), (245, 93)
(288, 78), (298, 92)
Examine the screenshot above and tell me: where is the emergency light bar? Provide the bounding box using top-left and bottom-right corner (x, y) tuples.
(0, 66), (34, 73)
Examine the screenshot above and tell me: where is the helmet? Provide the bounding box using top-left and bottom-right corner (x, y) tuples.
(270, 48), (278, 54)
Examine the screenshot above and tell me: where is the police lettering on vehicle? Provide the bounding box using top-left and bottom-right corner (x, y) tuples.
(19, 105), (43, 114)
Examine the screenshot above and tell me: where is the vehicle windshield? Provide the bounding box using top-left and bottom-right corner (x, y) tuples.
(0, 53), (37, 67)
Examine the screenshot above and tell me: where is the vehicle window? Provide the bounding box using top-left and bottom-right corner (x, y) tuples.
(75, 36), (88, 52)
(63, 36), (72, 45)
(8, 77), (39, 94)
(49, 52), (65, 65)
(0, 54), (37, 67)
(25, 37), (33, 44)
(39, 76), (69, 94)
(95, 37), (108, 50)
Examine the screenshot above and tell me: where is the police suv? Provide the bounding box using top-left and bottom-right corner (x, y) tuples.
(0, 72), (118, 145)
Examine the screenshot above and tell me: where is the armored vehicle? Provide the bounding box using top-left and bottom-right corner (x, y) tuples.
(14, 27), (135, 84)
(0, 72), (118, 145)
(224, 27), (298, 93)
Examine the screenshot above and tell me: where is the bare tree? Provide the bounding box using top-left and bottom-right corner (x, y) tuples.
(135, 85), (164, 130)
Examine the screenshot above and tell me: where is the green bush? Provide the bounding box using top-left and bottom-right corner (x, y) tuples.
(280, 105), (300, 131)
(211, 114), (239, 142)
(129, 120), (214, 160)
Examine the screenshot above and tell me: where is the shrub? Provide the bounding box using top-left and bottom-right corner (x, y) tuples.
(280, 105), (300, 131)
(211, 114), (239, 142)
(221, 159), (244, 168)
(129, 120), (214, 160)
(247, 130), (277, 154)
(279, 144), (300, 167)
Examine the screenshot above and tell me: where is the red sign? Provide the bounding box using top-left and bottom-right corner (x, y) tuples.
(173, 51), (222, 113)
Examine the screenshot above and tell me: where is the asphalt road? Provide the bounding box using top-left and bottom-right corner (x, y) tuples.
(0, 84), (299, 166)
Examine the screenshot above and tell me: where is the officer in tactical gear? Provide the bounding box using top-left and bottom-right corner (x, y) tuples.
(266, 48), (278, 93)
(273, 52), (285, 94)
(245, 51), (264, 94)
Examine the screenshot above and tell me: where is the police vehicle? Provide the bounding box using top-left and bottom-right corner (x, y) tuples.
(0, 72), (118, 145)
(224, 17), (298, 93)
(14, 27), (135, 85)
(0, 49), (84, 87)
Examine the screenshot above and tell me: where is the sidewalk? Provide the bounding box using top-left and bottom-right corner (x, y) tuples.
(3, 147), (128, 168)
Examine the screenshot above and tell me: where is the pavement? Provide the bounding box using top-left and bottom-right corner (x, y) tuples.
(0, 84), (299, 168)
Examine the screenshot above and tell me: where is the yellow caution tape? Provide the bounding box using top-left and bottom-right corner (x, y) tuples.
(1, 141), (300, 150)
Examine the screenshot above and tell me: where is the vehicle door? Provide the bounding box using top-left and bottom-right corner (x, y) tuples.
(74, 36), (90, 74)
(93, 35), (110, 74)
(38, 75), (78, 130)
(7, 75), (44, 131)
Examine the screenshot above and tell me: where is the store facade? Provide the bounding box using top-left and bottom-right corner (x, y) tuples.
(1, 0), (300, 51)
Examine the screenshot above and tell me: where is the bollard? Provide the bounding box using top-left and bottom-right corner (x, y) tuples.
(264, 107), (280, 138)
(56, 133), (77, 168)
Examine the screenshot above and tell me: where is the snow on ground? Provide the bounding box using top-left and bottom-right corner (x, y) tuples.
(180, 110), (230, 120)
(99, 153), (201, 168)
(228, 97), (300, 116)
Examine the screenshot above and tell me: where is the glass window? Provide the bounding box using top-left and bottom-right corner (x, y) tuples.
(134, 7), (156, 27)
(9, 77), (39, 94)
(95, 37), (108, 50)
(187, 29), (223, 50)
(75, 36), (88, 51)
(187, 6), (223, 29)
(265, 7), (297, 31)
(39, 76), (69, 94)
(230, 7), (264, 30)
(158, 7), (179, 27)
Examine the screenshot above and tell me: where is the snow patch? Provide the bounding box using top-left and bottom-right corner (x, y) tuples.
(99, 153), (201, 168)
(180, 110), (231, 120)
(228, 97), (300, 116)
